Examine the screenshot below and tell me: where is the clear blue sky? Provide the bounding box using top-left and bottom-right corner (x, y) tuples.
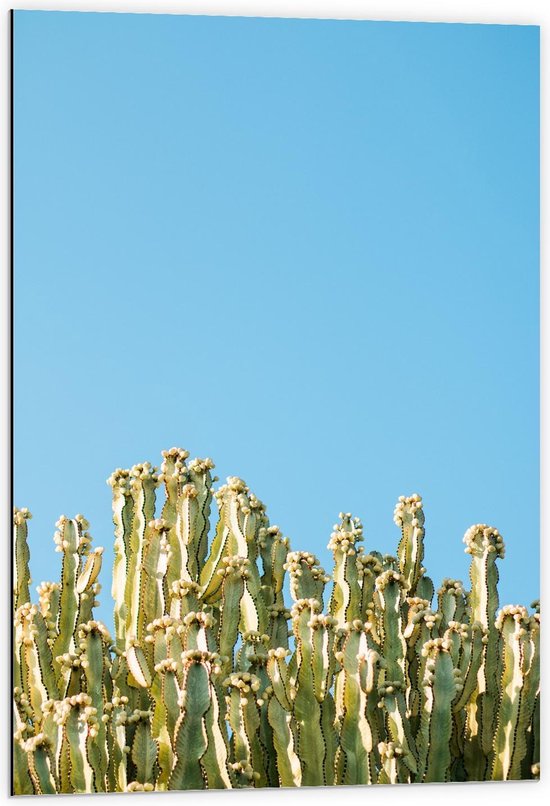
(14, 11), (539, 627)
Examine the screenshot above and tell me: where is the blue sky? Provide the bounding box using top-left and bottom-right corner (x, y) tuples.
(14, 11), (539, 626)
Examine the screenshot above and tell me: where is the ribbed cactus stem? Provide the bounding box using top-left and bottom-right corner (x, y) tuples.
(377, 679), (417, 778)
(224, 670), (266, 786)
(336, 621), (376, 784)
(13, 507), (32, 611)
(463, 524), (505, 772)
(356, 553), (382, 637)
(291, 598), (327, 786)
(417, 638), (461, 782)
(51, 516), (90, 666)
(201, 674), (232, 789)
(23, 734), (57, 794)
(186, 457), (215, 579)
(108, 469), (134, 652)
(168, 652), (212, 790)
(286, 551), (330, 605)
(265, 685), (302, 786)
(328, 513), (363, 628)
(55, 693), (96, 792)
(376, 570), (408, 685)
(491, 606), (537, 780)
(158, 448), (190, 591)
(378, 741), (406, 784)
(125, 463), (159, 644)
(200, 477), (261, 602)
(140, 519), (170, 636)
(437, 579), (466, 630)
(15, 603), (57, 719)
(79, 621), (111, 790)
(394, 494), (425, 595)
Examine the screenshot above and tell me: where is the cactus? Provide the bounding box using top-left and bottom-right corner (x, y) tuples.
(12, 451), (539, 793)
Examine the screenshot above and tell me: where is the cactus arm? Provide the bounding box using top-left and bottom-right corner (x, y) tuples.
(240, 575), (268, 637)
(80, 621), (111, 791)
(464, 525), (504, 630)
(378, 682), (417, 777)
(34, 606), (60, 700)
(224, 671), (267, 786)
(217, 557), (246, 676)
(169, 656), (210, 790)
(418, 639), (460, 782)
(267, 648), (294, 711)
(25, 737), (57, 794)
(291, 600), (326, 786)
(394, 495), (425, 595)
(451, 623), (485, 713)
(257, 684), (279, 788)
(491, 606), (534, 780)
(242, 680), (268, 786)
(320, 694), (338, 786)
(200, 479), (256, 603)
(266, 692), (302, 786)
(311, 615), (338, 783)
(311, 614), (336, 703)
(437, 579), (466, 631)
(376, 570), (408, 685)
(258, 524), (277, 606)
(13, 736), (35, 794)
(201, 678), (232, 789)
(173, 483), (199, 584)
(76, 547), (103, 594)
(356, 553), (383, 640)
(360, 648), (383, 782)
(169, 579), (201, 621)
(15, 604), (53, 721)
(108, 470), (134, 652)
(224, 479), (263, 558)
(286, 551), (329, 606)
(13, 508), (32, 610)
(108, 691), (129, 792)
(267, 602), (291, 650)
(530, 694), (540, 778)
(328, 514), (363, 628)
(37, 581), (61, 645)
(187, 457), (215, 579)
(150, 662), (177, 788)
(512, 613), (540, 778)
(463, 524), (505, 775)
(125, 464), (158, 643)
(51, 518), (83, 663)
(377, 742), (408, 784)
(131, 712), (157, 784)
(159, 448), (189, 591)
(76, 582), (99, 631)
(200, 514), (232, 602)
(337, 623), (375, 784)
(141, 520), (170, 644)
(126, 641), (152, 688)
(270, 532), (290, 598)
(60, 697), (95, 793)
(415, 574), (434, 604)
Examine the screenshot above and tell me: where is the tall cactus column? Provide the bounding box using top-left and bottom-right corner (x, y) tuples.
(462, 524), (505, 780)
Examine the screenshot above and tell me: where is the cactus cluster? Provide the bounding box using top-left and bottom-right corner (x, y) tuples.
(13, 448), (540, 794)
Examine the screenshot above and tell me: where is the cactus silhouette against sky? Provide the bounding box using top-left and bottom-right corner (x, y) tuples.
(13, 448), (540, 793)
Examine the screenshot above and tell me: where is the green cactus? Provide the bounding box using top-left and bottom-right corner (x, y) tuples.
(12, 449), (539, 793)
